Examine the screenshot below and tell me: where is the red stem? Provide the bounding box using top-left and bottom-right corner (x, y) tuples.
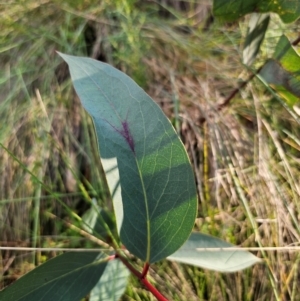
(141, 262), (150, 278)
(117, 254), (169, 301)
(107, 254), (117, 261)
(117, 253), (142, 278)
(141, 277), (169, 301)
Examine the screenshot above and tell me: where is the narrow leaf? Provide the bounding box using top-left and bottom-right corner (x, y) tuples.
(213, 0), (300, 23)
(90, 259), (130, 301)
(58, 53), (198, 263)
(167, 232), (261, 272)
(243, 13), (269, 66)
(0, 252), (108, 301)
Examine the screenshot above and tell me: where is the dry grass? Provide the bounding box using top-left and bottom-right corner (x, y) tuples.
(1, 0), (300, 300)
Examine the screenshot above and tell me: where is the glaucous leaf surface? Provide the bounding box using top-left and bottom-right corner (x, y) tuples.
(58, 53), (198, 263)
(0, 252), (108, 301)
(89, 259), (130, 301)
(168, 232), (261, 272)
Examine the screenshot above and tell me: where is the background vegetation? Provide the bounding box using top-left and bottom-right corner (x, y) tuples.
(1, 0), (300, 300)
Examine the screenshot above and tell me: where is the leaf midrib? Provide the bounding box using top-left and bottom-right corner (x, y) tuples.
(135, 156), (151, 262)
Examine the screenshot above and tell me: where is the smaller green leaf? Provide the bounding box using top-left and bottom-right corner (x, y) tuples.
(243, 13), (269, 66)
(0, 252), (108, 301)
(90, 259), (130, 301)
(167, 232), (261, 272)
(213, 0), (257, 22)
(259, 35), (300, 107)
(213, 0), (300, 23)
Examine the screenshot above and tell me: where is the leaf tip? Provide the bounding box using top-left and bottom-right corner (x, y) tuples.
(56, 51), (68, 62)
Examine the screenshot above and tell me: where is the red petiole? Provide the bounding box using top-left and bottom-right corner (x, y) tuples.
(116, 254), (169, 301)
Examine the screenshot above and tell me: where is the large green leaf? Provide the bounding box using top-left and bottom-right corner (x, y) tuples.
(58, 53), (198, 263)
(89, 259), (130, 301)
(0, 252), (108, 301)
(213, 0), (300, 23)
(259, 35), (300, 109)
(167, 232), (261, 272)
(243, 13), (269, 66)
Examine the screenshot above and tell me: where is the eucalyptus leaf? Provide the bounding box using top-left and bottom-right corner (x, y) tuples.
(0, 252), (108, 301)
(90, 259), (130, 301)
(213, 0), (300, 23)
(168, 232), (261, 272)
(243, 13), (269, 66)
(58, 53), (198, 263)
(259, 35), (300, 107)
